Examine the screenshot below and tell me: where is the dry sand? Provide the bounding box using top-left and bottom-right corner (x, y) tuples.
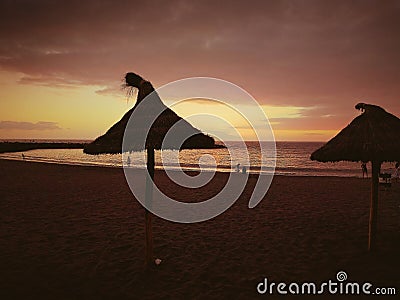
(0, 159), (399, 299)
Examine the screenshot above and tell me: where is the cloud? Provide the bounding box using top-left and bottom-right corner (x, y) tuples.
(0, 0), (399, 120)
(0, 121), (62, 130)
(304, 132), (325, 136)
(265, 104), (359, 131)
(17, 75), (85, 88)
(95, 85), (126, 97)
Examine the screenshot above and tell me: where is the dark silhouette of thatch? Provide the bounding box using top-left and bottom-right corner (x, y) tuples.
(84, 72), (219, 154)
(311, 103), (400, 252)
(311, 103), (400, 163)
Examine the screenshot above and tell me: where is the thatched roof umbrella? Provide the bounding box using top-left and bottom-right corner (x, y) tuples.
(311, 103), (400, 251)
(84, 72), (220, 266)
(84, 73), (216, 154)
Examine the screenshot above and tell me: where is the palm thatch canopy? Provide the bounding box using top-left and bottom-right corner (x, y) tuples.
(311, 103), (400, 163)
(84, 72), (219, 154)
(310, 102), (400, 252)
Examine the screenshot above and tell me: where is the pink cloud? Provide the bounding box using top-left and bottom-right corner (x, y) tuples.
(0, 0), (399, 126)
(0, 121), (62, 130)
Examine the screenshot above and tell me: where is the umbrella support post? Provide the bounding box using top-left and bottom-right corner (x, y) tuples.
(368, 160), (380, 252)
(145, 147), (155, 267)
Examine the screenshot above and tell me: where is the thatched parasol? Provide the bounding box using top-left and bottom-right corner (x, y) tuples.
(311, 103), (400, 251)
(84, 72), (220, 266)
(84, 73), (216, 154)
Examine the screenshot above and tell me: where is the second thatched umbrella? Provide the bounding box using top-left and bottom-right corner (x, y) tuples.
(311, 103), (400, 251)
(84, 72), (220, 266)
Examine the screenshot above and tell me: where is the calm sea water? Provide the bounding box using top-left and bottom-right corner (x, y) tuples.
(0, 140), (396, 177)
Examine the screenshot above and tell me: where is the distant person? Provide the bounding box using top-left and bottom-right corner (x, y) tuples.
(361, 162), (368, 178)
(22, 153), (25, 160)
(235, 163), (241, 172)
(127, 156), (131, 167)
(242, 166), (247, 174)
(394, 162), (400, 182)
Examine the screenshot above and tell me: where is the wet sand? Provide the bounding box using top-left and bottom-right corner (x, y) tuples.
(0, 159), (399, 299)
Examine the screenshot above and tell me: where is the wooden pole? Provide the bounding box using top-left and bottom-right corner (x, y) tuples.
(145, 147), (155, 266)
(368, 160), (380, 252)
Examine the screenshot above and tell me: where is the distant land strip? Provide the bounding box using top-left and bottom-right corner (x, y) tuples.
(0, 142), (88, 154)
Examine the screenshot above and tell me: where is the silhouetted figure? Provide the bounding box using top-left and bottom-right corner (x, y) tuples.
(127, 156), (131, 167)
(394, 162), (400, 182)
(235, 163), (241, 172)
(242, 166), (247, 174)
(22, 153), (25, 160)
(361, 162), (368, 178)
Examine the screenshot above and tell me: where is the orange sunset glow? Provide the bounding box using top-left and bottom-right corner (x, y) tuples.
(1, 1), (399, 141)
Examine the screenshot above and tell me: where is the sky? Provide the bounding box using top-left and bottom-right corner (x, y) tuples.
(0, 0), (399, 141)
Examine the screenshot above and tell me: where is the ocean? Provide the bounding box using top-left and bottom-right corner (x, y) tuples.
(0, 140), (396, 177)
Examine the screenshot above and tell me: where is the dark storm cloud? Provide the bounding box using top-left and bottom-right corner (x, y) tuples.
(0, 0), (399, 118)
(0, 121), (61, 130)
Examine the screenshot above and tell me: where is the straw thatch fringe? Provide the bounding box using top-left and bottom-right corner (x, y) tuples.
(84, 73), (219, 154)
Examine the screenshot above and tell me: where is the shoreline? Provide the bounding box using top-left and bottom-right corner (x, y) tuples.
(0, 157), (367, 179)
(2, 142), (395, 179)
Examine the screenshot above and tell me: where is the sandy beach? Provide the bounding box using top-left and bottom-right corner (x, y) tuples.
(0, 159), (399, 299)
